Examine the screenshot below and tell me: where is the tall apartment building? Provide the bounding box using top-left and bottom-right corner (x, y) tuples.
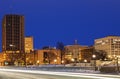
(94, 36), (120, 57)
(25, 36), (33, 53)
(2, 14), (25, 53)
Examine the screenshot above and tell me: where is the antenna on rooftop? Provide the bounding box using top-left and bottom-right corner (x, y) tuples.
(9, 3), (13, 14)
(74, 39), (78, 45)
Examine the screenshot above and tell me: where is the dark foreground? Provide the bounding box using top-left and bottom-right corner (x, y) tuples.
(0, 68), (120, 79)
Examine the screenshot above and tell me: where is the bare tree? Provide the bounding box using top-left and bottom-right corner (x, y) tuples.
(93, 50), (107, 60)
(47, 51), (57, 64)
(6, 52), (24, 66)
(56, 42), (65, 64)
(43, 51), (57, 64)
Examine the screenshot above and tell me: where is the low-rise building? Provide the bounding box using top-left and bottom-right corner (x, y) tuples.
(81, 46), (94, 62)
(0, 52), (5, 66)
(64, 43), (88, 63)
(26, 49), (61, 65)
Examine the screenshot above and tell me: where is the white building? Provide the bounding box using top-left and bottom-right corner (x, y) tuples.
(95, 36), (120, 57)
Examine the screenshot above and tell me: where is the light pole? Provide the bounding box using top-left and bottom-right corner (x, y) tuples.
(62, 60), (65, 66)
(24, 52), (27, 67)
(31, 49), (35, 65)
(113, 55), (119, 73)
(84, 59), (87, 71)
(62, 60), (64, 64)
(84, 59), (87, 67)
(115, 56), (119, 73)
(54, 59), (57, 66)
(109, 55), (119, 73)
(71, 58), (75, 62)
(71, 58), (75, 66)
(9, 44), (15, 65)
(37, 60), (40, 66)
(92, 54), (96, 71)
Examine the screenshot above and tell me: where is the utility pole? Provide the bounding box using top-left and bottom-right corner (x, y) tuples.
(116, 57), (119, 73)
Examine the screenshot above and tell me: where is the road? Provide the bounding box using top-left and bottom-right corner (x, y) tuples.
(0, 68), (120, 79)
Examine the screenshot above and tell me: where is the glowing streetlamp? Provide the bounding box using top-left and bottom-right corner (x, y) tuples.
(84, 59), (87, 67)
(9, 44), (15, 65)
(31, 49), (35, 65)
(92, 54), (96, 58)
(62, 60), (64, 64)
(37, 60), (40, 65)
(92, 54), (96, 71)
(62, 60), (65, 67)
(54, 59), (57, 66)
(84, 59), (87, 62)
(71, 58), (75, 62)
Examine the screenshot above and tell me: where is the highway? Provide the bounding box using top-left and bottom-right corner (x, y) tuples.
(0, 68), (120, 79)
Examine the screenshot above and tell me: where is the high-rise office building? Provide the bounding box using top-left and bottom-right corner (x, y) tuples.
(2, 14), (25, 53)
(25, 36), (33, 53)
(95, 36), (120, 57)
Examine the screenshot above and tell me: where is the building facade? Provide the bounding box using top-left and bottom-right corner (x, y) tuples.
(25, 36), (33, 53)
(64, 44), (88, 63)
(0, 53), (6, 66)
(2, 14), (25, 53)
(81, 46), (94, 62)
(95, 36), (120, 57)
(25, 49), (61, 65)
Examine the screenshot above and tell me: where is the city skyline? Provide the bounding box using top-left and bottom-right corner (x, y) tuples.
(0, 1), (120, 76)
(0, 0), (120, 51)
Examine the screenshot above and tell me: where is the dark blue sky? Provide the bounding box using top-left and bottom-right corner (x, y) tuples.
(0, 0), (120, 50)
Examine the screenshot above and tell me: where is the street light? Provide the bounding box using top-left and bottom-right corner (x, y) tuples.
(114, 56), (119, 73)
(84, 59), (87, 67)
(92, 54), (96, 58)
(84, 59), (87, 72)
(92, 54), (96, 71)
(71, 58), (75, 62)
(9, 44), (15, 65)
(2, 52), (7, 66)
(109, 55), (119, 73)
(31, 49), (35, 65)
(37, 60), (40, 66)
(62, 60), (65, 67)
(54, 59), (57, 66)
(71, 58), (75, 65)
(62, 60), (64, 63)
